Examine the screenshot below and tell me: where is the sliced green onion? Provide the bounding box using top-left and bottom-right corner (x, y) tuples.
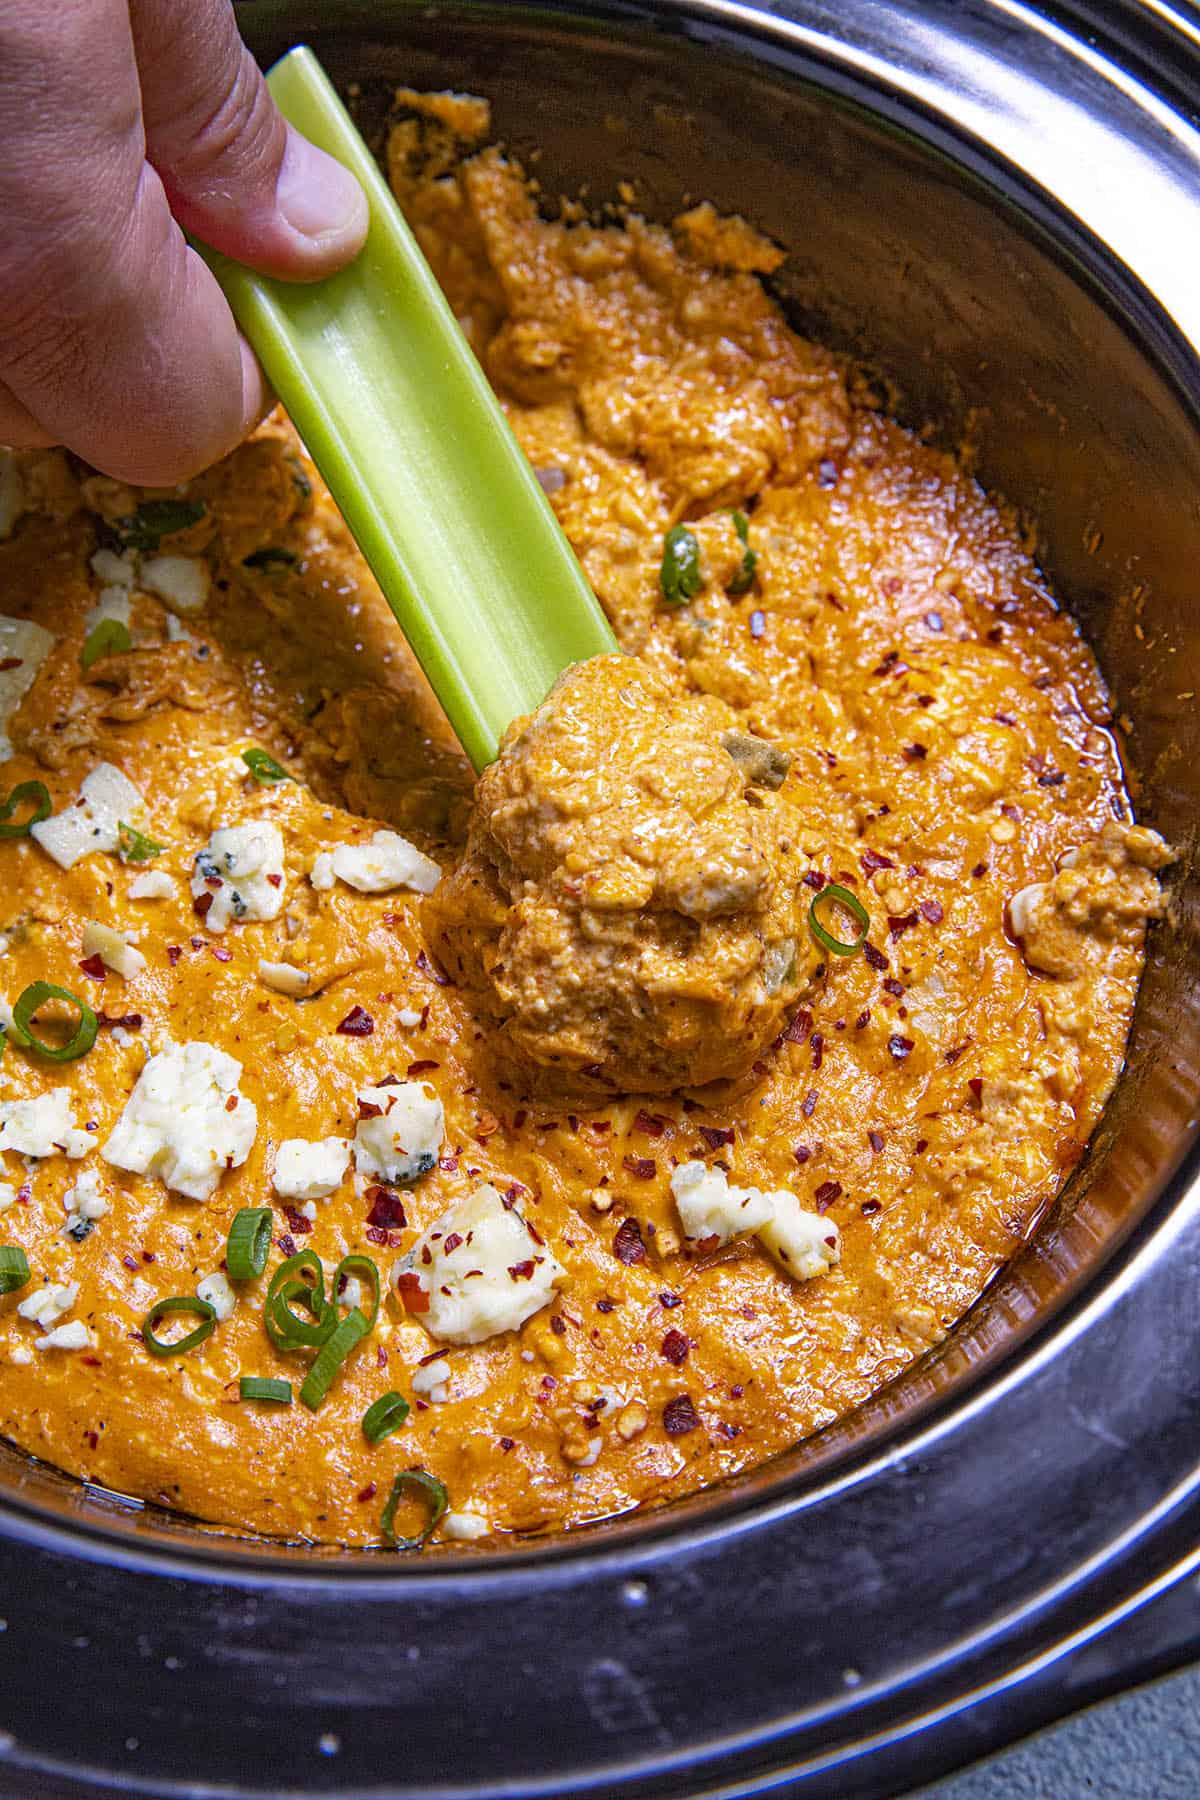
(265, 1249), (334, 1352)
(82, 619), (132, 670)
(727, 509), (758, 595)
(0, 781), (52, 840)
(299, 1306), (368, 1411)
(380, 1468), (448, 1550)
(0, 1246), (31, 1295)
(808, 883), (871, 957)
(242, 547), (298, 570)
(114, 498), (206, 551)
(226, 1207), (273, 1280)
(117, 820), (163, 864)
(362, 1390), (411, 1445)
(240, 1375), (293, 1403)
(12, 982), (98, 1063)
(659, 523), (703, 606)
(241, 747), (290, 785)
(333, 1253), (380, 1330)
(142, 1296), (217, 1358)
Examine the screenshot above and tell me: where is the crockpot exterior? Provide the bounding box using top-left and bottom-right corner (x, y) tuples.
(2, 4), (1200, 1795)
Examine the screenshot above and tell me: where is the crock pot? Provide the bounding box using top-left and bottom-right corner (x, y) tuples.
(3, 3), (1200, 1795)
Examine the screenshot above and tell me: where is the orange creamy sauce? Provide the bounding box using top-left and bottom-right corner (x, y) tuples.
(0, 107), (1169, 1546)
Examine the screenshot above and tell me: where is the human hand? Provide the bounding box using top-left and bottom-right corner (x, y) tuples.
(0, 0), (368, 484)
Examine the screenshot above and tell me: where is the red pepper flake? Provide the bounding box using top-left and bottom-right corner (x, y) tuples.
(623, 1155), (656, 1180)
(854, 1009), (871, 1030)
(802, 870), (827, 892)
(662, 1327), (690, 1366)
(122, 1253), (138, 1271)
(613, 1216), (647, 1265)
(439, 1155), (459, 1174)
(633, 1110), (667, 1138)
(166, 944), (183, 967)
(415, 948), (452, 986)
(968, 1076), (984, 1102)
(994, 710), (1017, 726)
(0, 657), (22, 672)
(266, 872), (283, 888)
(396, 1271), (430, 1313)
(336, 1005), (374, 1037)
(971, 861), (988, 879)
(697, 1125), (734, 1149)
(365, 1226), (388, 1246)
(888, 1035), (914, 1061)
(499, 1436), (516, 1452)
(663, 1394), (700, 1436)
(944, 1041), (971, 1065)
(814, 1179), (842, 1213)
(862, 1199), (881, 1216)
(283, 1205), (313, 1236)
(550, 1314), (567, 1336)
(508, 1259), (536, 1281)
(210, 944), (232, 963)
(863, 942), (889, 972)
(141, 1249), (156, 1263)
(915, 1138), (928, 1155)
(888, 911), (920, 938)
(596, 1296), (616, 1314)
(357, 1482), (378, 1503)
(96, 1010), (143, 1032)
(190, 936), (205, 950)
(192, 892), (214, 921)
(366, 1188), (407, 1230)
(442, 1232), (463, 1253)
(1038, 769), (1066, 787)
(749, 609), (766, 639)
(859, 849), (895, 874)
(407, 1059), (440, 1076)
(278, 1232), (297, 1257)
(793, 1143), (812, 1164)
(883, 977), (905, 998)
(810, 1032), (824, 1071)
(902, 743), (928, 762)
(783, 1009), (813, 1047)
(660, 1291), (683, 1309)
(78, 953), (106, 981)
(802, 1089), (818, 1118)
(920, 899), (944, 925)
(357, 1098), (383, 1120)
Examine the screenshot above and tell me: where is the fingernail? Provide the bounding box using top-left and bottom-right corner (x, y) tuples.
(276, 127), (368, 247)
(238, 338), (270, 439)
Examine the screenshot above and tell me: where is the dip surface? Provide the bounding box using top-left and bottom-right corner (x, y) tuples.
(0, 100), (1169, 1546)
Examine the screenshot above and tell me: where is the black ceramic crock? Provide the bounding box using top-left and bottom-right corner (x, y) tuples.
(2, 4), (1200, 1795)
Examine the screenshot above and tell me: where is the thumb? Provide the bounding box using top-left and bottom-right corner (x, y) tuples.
(131, 0), (368, 281)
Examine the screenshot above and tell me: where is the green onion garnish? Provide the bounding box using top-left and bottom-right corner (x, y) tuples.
(727, 509), (758, 595)
(81, 619), (132, 670)
(381, 1468), (448, 1550)
(299, 1306), (368, 1411)
(114, 499), (206, 551)
(0, 781), (52, 840)
(142, 1295), (217, 1358)
(808, 883), (871, 957)
(117, 821), (163, 864)
(659, 523), (703, 607)
(226, 1207), (273, 1280)
(239, 1375), (293, 1404)
(265, 1250), (336, 1352)
(11, 982), (98, 1063)
(241, 747), (290, 785)
(0, 1246), (31, 1295)
(333, 1254), (380, 1330)
(362, 1390), (411, 1445)
(242, 547), (298, 570)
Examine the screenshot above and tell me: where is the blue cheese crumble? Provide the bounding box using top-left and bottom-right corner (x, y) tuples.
(191, 821), (287, 932)
(102, 1041), (257, 1200)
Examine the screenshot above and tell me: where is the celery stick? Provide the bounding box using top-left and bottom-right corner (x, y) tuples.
(199, 47), (615, 771)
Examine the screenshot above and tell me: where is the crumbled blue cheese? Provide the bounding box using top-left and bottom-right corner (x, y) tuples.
(411, 1357), (452, 1402)
(258, 959), (310, 997)
(353, 1082), (444, 1185)
(757, 1193), (840, 1281)
(311, 831), (441, 896)
(273, 1136), (350, 1201)
(84, 584), (132, 637)
(0, 1088), (91, 1159)
(140, 553), (209, 615)
(196, 1270), (236, 1321)
(129, 870), (174, 901)
(670, 1161), (839, 1283)
(408, 1183), (567, 1346)
(38, 1319), (94, 1351)
(32, 762), (147, 869)
(63, 1167), (109, 1240)
(670, 1161), (774, 1245)
(102, 1040), (257, 1200)
(82, 919), (146, 980)
(0, 613), (55, 761)
(18, 1280), (78, 1328)
(442, 1510), (491, 1541)
(90, 548), (137, 590)
(190, 822), (286, 932)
